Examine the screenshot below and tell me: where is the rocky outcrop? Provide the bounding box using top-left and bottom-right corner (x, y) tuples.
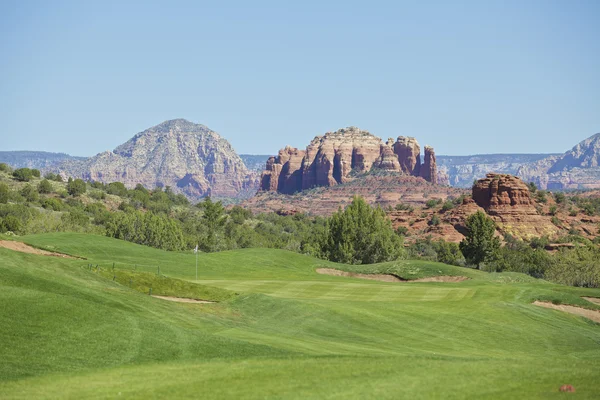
(420, 146), (437, 184)
(56, 119), (258, 200)
(261, 127), (439, 193)
(393, 136), (421, 175)
(472, 174), (534, 211)
(260, 146), (305, 194)
(471, 174), (557, 239)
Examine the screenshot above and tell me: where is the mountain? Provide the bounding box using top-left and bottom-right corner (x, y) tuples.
(239, 154), (270, 171)
(437, 154), (559, 188)
(259, 127), (441, 195)
(0, 151), (85, 169)
(56, 119), (258, 200)
(517, 132), (600, 190)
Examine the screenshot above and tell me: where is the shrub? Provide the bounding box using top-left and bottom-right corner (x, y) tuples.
(428, 214), (441, 226)
(0, 163), (11, 173)
(20, 184), (39, 203)
(67, 178), (87, 197)
(548, 205), (557, 216)
(441, 201), (454, 212)
(41, 198), (63, 211)
(554, 192), (565, 204)
(0, 215), (21, 233)
(89, 191), (106, 200)
(425, 199), (438, 209)
(551, 216), (561, 226)
(37, 179), (53, 194)
(31, 169), (41, 178)
(12, 168), (34, 182)
(395, 226), (409, 236)
(61, 209), (90, 228)
(107, 182), (128, 197)
(0, 183), (8, 204)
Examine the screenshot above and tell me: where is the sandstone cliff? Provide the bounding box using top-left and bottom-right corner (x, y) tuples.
(471, 173), (557, 238)
(260, 127), (438, 193)
(56, 119), (258, 200)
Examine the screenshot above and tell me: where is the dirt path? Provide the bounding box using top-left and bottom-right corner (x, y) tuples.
(0, 240), (77, 259)
(315, 268), (468, 283)
(533, 301), (600, 323)
(151, 295), (215, 304)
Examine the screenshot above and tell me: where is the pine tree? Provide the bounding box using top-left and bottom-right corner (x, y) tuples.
(459, 211), (500, 268)
(320, 196), (403, 264)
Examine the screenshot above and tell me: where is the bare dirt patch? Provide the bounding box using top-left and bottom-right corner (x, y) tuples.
(533, 301), (600, 324)
(583, 297), (600, 306)
(411, 276), (469, 283)
(315, 268), (468, 283)
(151, 295), (215, 304)
(0, 240), (78, 259)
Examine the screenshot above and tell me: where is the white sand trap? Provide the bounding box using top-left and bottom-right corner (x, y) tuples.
(0, 240), (78, 259)
(583, 297), (600, 306)
(152, 295), (214, 304)
(316, 268), (468, 283)
(533, 301), (600, 324)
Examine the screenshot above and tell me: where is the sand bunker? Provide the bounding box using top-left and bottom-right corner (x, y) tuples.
(151, 295), (214, 304)
(0, 240), (78, 259)
(583, 297), (600, 306)
(533, 301), (600, 324)
(316, 268), (468, 283)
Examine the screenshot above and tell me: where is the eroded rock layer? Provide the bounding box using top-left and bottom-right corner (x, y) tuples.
(260, 127), (438, 193)
(472, 174), (557, 238)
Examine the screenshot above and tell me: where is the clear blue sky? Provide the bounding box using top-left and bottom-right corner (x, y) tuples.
(1, 0), (598, 156)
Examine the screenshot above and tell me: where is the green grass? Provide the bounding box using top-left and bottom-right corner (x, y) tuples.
(1, 232), (599, 399)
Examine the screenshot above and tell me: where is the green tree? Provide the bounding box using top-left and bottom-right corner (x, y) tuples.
(67, 178), (87, 196)
(459, 211), (500, 268)
(320, 196), (403, 264)
(198, 197), (227, 252)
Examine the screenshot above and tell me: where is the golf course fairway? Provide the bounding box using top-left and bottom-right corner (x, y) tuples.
(1, 233), (599, 399)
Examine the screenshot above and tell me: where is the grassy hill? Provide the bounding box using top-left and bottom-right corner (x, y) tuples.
(1, 233), (599, 399)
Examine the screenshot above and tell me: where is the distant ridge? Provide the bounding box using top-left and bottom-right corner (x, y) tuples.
(0, 151), (85, 170)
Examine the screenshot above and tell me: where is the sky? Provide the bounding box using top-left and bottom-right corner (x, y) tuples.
(0, 0), (599, 157)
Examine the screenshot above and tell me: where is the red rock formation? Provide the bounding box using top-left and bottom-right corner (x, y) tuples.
(376, 141), (401, 171)
(260, 156), (281, 192)
(393, 136), (421, 175)
(471, 173), (557, 239)
(472, 173), (534, 212)
(420, 146), (437, 184)
(260, 146), (305, 194)
(263, 127), (439, 194)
